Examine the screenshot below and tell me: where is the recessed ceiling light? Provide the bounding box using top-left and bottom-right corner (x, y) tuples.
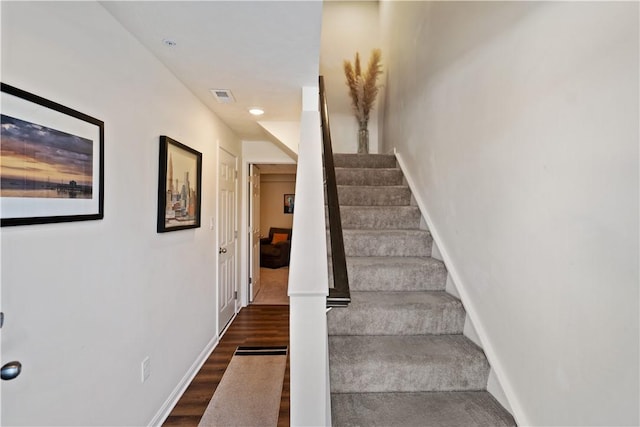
(249, 108), (264, 116)
(162, 38), (177, 47)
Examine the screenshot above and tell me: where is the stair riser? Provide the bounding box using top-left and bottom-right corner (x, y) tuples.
(329, 356), (489, 393)
(335, 168), (403, 186)
(330, 392), (517, 427)
(336, 259), (447, 291)
(327, 303), (465, 335)
(338, 186), (412, 206)
(326, 206), (421, 230)
(329, 336), (490, 393)
(329, 231), (431, 257)
(333, 154), (397, 169)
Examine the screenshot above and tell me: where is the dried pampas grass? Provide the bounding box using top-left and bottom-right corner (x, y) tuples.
(344, 49), (382, 125)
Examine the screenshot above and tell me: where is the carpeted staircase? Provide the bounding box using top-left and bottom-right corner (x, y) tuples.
(327, 153), (516, 427)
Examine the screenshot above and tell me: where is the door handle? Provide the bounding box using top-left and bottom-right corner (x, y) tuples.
(219, 247), (227, 254)
(1, 361), (22, 380)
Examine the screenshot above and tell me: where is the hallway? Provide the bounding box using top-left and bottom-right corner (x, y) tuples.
(163, 306), (290, 426)
(253, 267), (289, 305)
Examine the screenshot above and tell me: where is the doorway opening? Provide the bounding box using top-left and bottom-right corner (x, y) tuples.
(248, 163), (297, 306)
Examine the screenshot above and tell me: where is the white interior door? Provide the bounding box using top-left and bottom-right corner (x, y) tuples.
(218, 148), (237, 334)
(250, 165), (261, 301)
(0, 278), (2, 422)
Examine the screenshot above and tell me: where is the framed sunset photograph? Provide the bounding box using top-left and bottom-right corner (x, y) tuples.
(0, 83), (104, 226)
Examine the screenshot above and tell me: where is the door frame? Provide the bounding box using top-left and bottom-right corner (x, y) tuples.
(248, 164), (261, 302)
(239, 159), (296, 308)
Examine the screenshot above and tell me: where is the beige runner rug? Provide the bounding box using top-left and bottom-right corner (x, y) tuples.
(198, 346), (288, 427)
(253, 267), (289, 305)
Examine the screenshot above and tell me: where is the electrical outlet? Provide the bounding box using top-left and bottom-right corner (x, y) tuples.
(141, 356), (150, 383)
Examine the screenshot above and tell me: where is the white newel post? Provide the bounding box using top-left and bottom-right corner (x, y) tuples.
(288, 86), (331, 426)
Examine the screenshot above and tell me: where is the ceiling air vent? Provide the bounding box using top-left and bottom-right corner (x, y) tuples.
(210, 89), (235, 104)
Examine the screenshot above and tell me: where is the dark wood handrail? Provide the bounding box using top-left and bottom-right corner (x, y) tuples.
(320, 76), (350, 307)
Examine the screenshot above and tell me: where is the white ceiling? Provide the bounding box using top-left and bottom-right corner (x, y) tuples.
(101, 1), (322, 141)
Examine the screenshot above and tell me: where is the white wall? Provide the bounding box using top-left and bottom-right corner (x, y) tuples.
(381, 2), (639, 426)
(242, 140), (297, 164)
(258, 121), (300, 159)
(0, 2), (241, 425)
(320, 1), (383, 154)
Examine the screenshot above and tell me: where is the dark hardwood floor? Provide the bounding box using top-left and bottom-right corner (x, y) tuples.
(163, 305), (290, 427)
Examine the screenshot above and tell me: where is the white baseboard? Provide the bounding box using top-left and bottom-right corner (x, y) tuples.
(488, 369), (514, 414)
(148, 334), (220, 426)
(394, 149), (525, 425)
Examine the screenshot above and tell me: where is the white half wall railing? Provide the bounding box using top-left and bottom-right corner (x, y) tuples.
(288, 86), (331, 426)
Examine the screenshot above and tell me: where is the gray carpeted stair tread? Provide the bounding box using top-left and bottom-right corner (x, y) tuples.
(329, 335), (489, 393)
(338, 185), (412, 206)
(331, 229), (432, 257)
(333, 153), (397, 169)
(335, 167), (403, 186)
(331, 391), (516, 427)
(342, 256), (447, 291)
(327, 291), (465, 335)
(334, 205), (422, 229)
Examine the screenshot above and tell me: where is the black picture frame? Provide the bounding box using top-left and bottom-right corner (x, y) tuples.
(157, 135), (202, 232)
(284, 193), (295, 214)
(0, 83), (104, 227)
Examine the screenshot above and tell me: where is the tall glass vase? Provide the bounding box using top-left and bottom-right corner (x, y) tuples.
(357, 121), (369, 154)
